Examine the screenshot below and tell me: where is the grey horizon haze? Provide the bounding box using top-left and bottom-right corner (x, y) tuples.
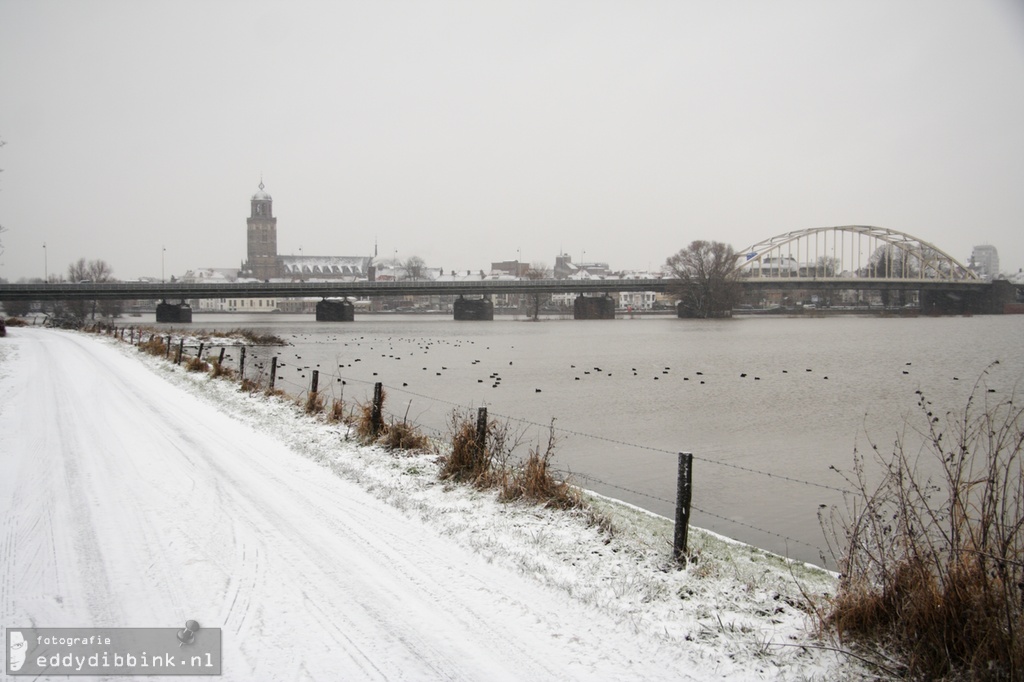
(1, 0), (1022, 282)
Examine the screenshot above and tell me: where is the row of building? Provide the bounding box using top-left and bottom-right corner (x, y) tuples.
(181, 182), (669, 313)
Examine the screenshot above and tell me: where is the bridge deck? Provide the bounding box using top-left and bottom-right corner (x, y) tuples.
(0, 277), (993, 301)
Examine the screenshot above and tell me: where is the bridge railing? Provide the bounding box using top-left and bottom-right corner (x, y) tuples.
(0, 275), (993, 302)
(0, 278), (675, 301)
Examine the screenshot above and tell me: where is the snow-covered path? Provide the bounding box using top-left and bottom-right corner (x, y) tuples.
(1, 328), (697, 680)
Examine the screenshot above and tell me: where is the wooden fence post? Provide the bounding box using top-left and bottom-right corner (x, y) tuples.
(175, 338), (184, 365)
(165, 336), (172, 359)
(218, 347), (226, 365)
(310, 369), (319, 394)
(196, 342), (204, 360)
(673, 452), (694, 565)
(371, 382), (384, 438)
(239, 346), (246, 379)
(476, 407), (488, 455)
(269, 356), (278, 390)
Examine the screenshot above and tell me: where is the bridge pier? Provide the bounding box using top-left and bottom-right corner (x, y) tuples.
(920, 284), (1007, 316)
(155, 301), (192, 323)
(453, 296), (494, 321)
(316, 299), (355, 322)
(919, 279), (1023, 315)
(573, 295), (615, 320)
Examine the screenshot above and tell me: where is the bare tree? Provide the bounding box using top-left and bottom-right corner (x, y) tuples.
(65, 258), (121, 321)
(863, 245), (916, 307)
(403, 256), (426, 281)
(522, 263), (548, 321)
(814, 255), (840, 277)
(67, 257), (90, 283)
(665, 241), (741, 318)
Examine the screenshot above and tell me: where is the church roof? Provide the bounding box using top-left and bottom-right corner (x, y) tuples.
(279, 255), (372, 277)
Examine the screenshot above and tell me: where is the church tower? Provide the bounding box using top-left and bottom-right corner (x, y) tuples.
(245, 181), (279, 279)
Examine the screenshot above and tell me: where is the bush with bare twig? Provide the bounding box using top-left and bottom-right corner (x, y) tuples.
(500, 421), (581, 510)
(820, 365), (1024, 680)
(439, 410), (506, 486)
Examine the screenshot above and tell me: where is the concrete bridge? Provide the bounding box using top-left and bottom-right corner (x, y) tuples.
(1, 227), (1018, 321)
(0, 275), (1011, 321)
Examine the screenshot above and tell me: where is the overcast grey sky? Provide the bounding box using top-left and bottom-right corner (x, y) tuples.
(1, 0), (1022, 281)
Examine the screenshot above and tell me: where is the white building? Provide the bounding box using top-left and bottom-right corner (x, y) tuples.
(182, 268), (278, 312)
(970, 245), (1000, 280)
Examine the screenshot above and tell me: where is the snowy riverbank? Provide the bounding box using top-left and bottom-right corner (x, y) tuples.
(0, 328), (869, 680)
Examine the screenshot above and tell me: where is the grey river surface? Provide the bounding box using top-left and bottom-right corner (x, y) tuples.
(152, 313), (1024, 566)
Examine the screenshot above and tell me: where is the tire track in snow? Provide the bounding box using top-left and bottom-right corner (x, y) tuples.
(0, 331), (89, 626)
(186, 424), (564, 681)
(4, 330), (697, 681)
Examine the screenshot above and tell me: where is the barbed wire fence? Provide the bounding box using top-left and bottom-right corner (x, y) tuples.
(120, 327), (847, 561)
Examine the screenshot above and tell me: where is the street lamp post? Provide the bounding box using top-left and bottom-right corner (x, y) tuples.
(43, 242), (48, 283)
(162, 246), (166, 283)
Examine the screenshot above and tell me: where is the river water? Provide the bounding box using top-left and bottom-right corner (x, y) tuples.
(149, 312), (1024, 566)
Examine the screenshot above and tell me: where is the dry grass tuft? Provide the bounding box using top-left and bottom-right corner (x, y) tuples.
(438, 414), (608, 531)
(138, 335), (167, 357)
(303, 390), (325, 415)
(439, 411), (496, 485)
(820, 367), (1024, 680)
(225, 328), (286, 345)
(353, 388), (386, 442)
(499, 426), (581, 510)
(239, 377), (262, 394)
(185, 355), (209, 373)
(208, 358), (235, 380)
(326, 398), (347, 424)
(380, 420), (431, 452)
(347, 389), (428, 449)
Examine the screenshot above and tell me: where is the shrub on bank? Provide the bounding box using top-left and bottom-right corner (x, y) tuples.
(439, 410), (500, 486)
(441, 413), (597, 524)
(499, 424), (581, 510)
(821, 366), (1024, 680)
(225, 328), (286, 345)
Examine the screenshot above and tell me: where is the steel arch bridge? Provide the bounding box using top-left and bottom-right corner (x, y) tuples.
(735, 226), (978, 282)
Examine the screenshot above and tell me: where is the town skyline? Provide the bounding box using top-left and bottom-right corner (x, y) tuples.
(2, 1), (1022, 282)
